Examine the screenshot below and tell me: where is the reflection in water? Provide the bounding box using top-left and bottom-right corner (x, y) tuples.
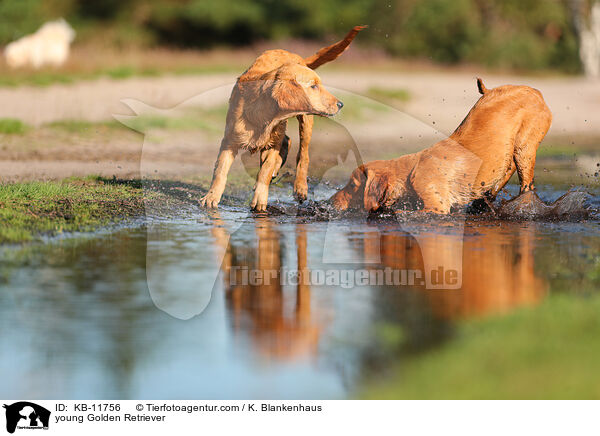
(362, 222), (548, 319)
(0, 211), (598, 398)
(0, 230), (156, 398)
(216, 216), (550, 365)
(220, 218), (322, 361)
(430, 224), (547, 318)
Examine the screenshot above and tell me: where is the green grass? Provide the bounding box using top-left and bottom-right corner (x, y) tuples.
(0, 118), (28, 134)
(106, 66), (136, 79)
(361, 293), (600, 399)
(538, 135), (600, 157)
(537, 145), (581, 158)
(0, 177), (147, 244)
(0, 73), (76, 88)
(46, 119), (121, 134)
(367, 87), (412, 103)
(121, 105), (228, 133)
(44, 106), (228, 135)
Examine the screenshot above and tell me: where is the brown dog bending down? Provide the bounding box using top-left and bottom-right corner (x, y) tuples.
(200, 26), (366, 211)
(330, 79), (552, 213)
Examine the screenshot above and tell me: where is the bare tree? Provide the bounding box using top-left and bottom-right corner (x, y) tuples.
(569, 0), (600, 77)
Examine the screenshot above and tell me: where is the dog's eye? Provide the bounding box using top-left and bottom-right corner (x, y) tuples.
(310, 84), (319, 90)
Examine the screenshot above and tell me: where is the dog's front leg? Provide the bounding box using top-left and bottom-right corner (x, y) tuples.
(294, 115), (313, 202)
(200, 145), (237, 208)
(251, 147), (283, 211)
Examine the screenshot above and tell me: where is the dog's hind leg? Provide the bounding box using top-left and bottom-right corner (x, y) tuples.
(251, 143), (286, 211)
(514, 98), (552, 194)
(514, 117), (551, 194)
(272, 135), (290, 180)
(489, 160), (516, 199)
(514, 129), (538, 194)
(294, 114), (313, 202)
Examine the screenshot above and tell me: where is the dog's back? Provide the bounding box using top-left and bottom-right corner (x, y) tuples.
(453, 81), (551, 149)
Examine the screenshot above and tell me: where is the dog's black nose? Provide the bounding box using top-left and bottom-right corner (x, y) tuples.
(337, 101), (344, 109)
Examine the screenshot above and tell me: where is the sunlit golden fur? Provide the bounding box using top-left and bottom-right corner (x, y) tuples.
(226, 62), (341, 154)
(330, 79), (553, 213)
(200, 26), (366, 211)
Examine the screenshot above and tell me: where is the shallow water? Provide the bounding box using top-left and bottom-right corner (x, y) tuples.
(1, 175), (600, 399)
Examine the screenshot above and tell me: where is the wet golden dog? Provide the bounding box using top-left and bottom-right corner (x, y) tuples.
(330, 79), (552, 213)
(200, 26), (366, 211)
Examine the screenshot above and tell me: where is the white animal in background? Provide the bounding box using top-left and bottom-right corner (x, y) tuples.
(4, 18), (75, 69)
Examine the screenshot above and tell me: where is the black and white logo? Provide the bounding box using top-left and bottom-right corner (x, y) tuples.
(3, 402), (50, 434)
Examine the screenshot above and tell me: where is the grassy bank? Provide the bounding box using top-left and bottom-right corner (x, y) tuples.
(361, 293), (600, 399)
(0, 177), (151, 243)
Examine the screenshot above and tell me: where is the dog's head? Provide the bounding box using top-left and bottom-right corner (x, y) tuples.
(264, 63), (343, 117)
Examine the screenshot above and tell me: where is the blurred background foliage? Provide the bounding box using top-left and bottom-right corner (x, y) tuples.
(0, 0), (583, 72)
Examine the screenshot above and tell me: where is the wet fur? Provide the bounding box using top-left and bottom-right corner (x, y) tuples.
(330, 79), (553, 214)
(200, 26), (366, 211)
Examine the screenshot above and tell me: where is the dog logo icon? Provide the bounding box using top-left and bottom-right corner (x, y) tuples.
(2, 402), (50, 434)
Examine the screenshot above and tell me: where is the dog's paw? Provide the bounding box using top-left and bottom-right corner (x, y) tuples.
(250, 197), (268, 212)
(294, 181), (308, 203)
(199, 192), (221, 208)
(251, 185), (269, 211)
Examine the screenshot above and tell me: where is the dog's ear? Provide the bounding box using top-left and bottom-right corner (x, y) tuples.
(363, 171), (388, 211)
(271, 77), (312, 112)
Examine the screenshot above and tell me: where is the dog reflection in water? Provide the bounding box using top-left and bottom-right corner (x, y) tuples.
(211, 216), (322, 361)
(208, 214), (547, 360)
(360, 222), (547, 318)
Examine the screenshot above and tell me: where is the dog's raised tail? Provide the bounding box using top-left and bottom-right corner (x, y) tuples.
(304, 25), (367, 69)
(477, 77), (489, 95)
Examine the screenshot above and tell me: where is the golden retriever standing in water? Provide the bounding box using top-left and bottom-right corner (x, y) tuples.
(330, 79), (552, 213)
(200, 26), (366, 211)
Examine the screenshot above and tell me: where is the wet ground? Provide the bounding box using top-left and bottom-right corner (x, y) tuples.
(1, 156), (599, 399)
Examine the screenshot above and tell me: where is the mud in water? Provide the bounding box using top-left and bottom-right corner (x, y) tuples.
(270, 187), (594, 224)
(494, 190), (590, 220)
